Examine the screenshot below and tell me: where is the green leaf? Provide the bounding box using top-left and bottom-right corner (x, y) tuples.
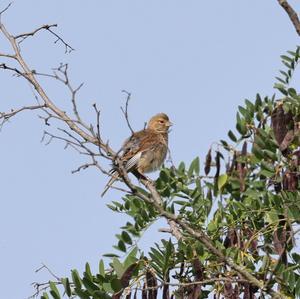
(74, 289), (90, 299)
(255, 93), (262, 109)
(245, 99), (255, 114)
(217, 174), (228, 190)
(288, 87), (297, 98)
(124, 246), (138, 268)
(281, 54), (293, 62)
(160, 168), (169, 182)
(41, 293), (50, 299)
(103, 253), (120, 258)
(61, 278), (72, 297)
(111, 278), (122, 292)
(84, 263), (93, 280)
(49, 281), (61, 299)
(261, 161), (275, 173)
(112, 257), (124, 278)
(228, 130), (237, 142)
(117, 240), (127, 252)
(263, 149), (277, 161)
(295, 277), (300, 296)
(93, 291), (112, 299)
(71, 269), (82, 289)
(260, 169), (274, 178)
(186, 244), (193, 259)
(288, 207), (300, 221)
(236, 119), (247, 135)
(265, 210), (279, 223)
(188, 157), (200, 177)
(132, 197), (142, 208)
(274, 83), (288, 95)
(275, 77), (286, 84)
(207, 221), (217, 233)
(178, 162), (185, 174)
(121, 231), (132, 245)
(292, 253), (300, 264)
(99, 259), (105, 276)
(238, 105), (251, 119)
(102, 282), (114, 293)
(82, 277), (99, 293)
(252, 144), (264, 160)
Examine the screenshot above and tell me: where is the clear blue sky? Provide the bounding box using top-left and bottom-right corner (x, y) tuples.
(0, 1), (299, 298)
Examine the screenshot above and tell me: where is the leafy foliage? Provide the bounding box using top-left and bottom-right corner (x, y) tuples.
(40, 47), (300, 299)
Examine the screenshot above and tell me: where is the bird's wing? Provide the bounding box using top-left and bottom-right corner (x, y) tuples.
(121, 132), (144, 156)
(121, 130), (166, 172)
(119, 130), (153, 171)
(124, 151), (142, 171)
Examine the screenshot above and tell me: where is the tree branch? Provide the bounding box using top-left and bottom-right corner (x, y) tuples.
(0, 21), (115, 157)
(0, 104), (46, 128)
(121, 90), (134, 134)
(126, 179), (285, 299)
(278, 0), (300, 36)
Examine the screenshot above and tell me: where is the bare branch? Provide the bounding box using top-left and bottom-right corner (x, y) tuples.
(93, 103), (111, 159)
(0, 52), (15, 59)
(278, 0), (300, 36)
(35, 263), (60, 280)
(71, 162), (98, 174)
(121, 90), (134, 134)
(47, 26), (75, 53)
(14, 23), (74, 53)
(0, 63), (33, 83)
(0, 22), (116, 156)
(15, 24), (57, 42)
(0, 104), (45, 124)
(0, 2), (12, 18)
(29, 263), (64, 299)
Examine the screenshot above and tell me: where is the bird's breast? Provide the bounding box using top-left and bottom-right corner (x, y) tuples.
(139, 143), (168, 173)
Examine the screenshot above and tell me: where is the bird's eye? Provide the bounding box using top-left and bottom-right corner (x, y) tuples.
(159, 120), (164, 124)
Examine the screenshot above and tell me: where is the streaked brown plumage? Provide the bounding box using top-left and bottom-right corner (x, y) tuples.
(101, 113), (172, 197)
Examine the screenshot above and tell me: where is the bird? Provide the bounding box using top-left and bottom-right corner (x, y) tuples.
(101, 113), (172, 197)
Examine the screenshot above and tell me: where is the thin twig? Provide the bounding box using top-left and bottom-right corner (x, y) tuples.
(71, 162), (97, 174)
(0, 52), (15, 59)
(35, 263), (60, 280)
(0, 2), (12, 18)
(15, 23), (74, 53)
(15, 24), (57, 43)
(0, 104), (45, 128)
(121, 90), (134, 134)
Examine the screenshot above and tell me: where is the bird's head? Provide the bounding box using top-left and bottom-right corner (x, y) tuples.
(147, 113), (173, 133)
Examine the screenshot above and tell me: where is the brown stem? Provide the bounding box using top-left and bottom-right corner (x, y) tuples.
(278, 0), (300, 36)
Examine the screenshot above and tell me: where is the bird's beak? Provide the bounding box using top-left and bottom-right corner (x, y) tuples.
(167, 121), (173, 127)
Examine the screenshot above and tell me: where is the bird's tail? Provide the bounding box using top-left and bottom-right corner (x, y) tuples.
(101, 172), (119, 197)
